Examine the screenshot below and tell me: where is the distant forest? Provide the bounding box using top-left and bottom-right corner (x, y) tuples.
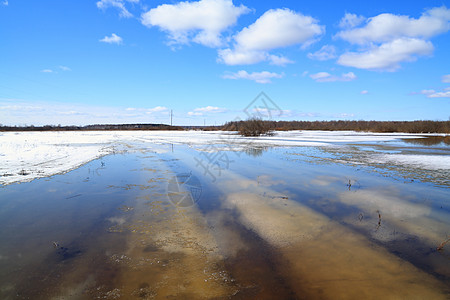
(0, 123), (184, 131)
(1, 120), (449, 133)
(219, 120), (450, 134)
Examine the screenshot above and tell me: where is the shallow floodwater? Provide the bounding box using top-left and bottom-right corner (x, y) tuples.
(0, 140), (449, 299)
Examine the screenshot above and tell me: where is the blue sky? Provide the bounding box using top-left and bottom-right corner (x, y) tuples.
(1, 0), (449, 126)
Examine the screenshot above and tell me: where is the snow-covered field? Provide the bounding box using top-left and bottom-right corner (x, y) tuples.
(0, 130), (448, 185)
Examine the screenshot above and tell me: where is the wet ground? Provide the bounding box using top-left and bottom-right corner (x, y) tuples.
(0, 137), (449, 299)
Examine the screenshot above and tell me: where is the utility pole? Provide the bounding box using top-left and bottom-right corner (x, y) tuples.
(170, 110), (173, 126)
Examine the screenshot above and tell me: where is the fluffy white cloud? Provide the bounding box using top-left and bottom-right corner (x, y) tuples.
(442, 74), (450, 83)
(309, 71), (356, 82)
(420, 89), (450, 98)
(41, 69), (53, 73)
(338, 38), (433, 71)
(360, 90), (369, 95)
(188, 106), (226, 116)
(217, 49), (267, 65)
(307, 45), (336, 61)
(96, 0), (138, 18)
(309, 72), (329, 80)
(217, 50), (293, 66)
(336, 7), (450, 44)
(141, 0), (249, 47)
(338, 13), (365, 29)
(99, 33), (123, 44)
(336, 7), (450, 71)
(2, 1), (8, 6)
(234, 9), (324, 51)
(218, 8), (324, 65)
(223, 70), (284, 83)
(268, 55), (294, 66)
(428, 91), (450, 98)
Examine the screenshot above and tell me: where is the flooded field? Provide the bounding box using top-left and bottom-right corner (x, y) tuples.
(0, 132), (449, 299)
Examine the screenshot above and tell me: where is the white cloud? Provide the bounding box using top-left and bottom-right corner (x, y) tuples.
(420, 88), (450, 98)
(336, 7), (450, 71)
(188, 111), (203, 116)
(338, 13), (365, 29)
(420, 89), (436, 95)
(442, 74), (450, 83)
(2, 1), (8, 6)
(307, 45), (336, 61)
(217, 49), (268, 65)
(336, 7), (450, 44)
(428, 91), (450, 98)
(0, 104), (44, 112)
(147, 106), (168, 113)
(268, 55), (294, 66)
(188, 106), (226, 116)
(194, 106), (226, 113)
(40, 66), (71, 73)
(234, 8), (324, 51)
(0, 99), (173, 126)
(309, 71), (356, 82)
(360, 90), (369, 95)
(337, 38), (433, 71)
(124, 106), (168, 113)
(218, 8), (324, 65)
(334, 113), (355, 118)
(59, 66), (71, 71)
(99, 33), (123, 44)
(309, 72), (330, 80)
(223, 70), (284, 84)
(217, 51), (295, 68)
(141, 0), (249, 47)
(298, 112), (320, 118)
(96, 0), (137, 18)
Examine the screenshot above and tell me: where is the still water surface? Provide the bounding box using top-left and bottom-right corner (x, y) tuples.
(0, 141), (449, 299)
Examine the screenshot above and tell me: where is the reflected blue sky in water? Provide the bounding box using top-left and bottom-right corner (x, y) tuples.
(0, 141), (449, 298)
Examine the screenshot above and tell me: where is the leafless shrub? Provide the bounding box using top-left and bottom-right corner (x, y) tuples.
(238, 118), (274, 137)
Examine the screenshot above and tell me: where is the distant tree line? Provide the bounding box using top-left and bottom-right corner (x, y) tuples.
(222, 120), (450, 134)
(0, 123), (183, 131)
(1, 120), (449, 133)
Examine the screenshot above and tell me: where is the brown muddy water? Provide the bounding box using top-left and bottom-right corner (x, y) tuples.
(0, 142), (449, 299)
